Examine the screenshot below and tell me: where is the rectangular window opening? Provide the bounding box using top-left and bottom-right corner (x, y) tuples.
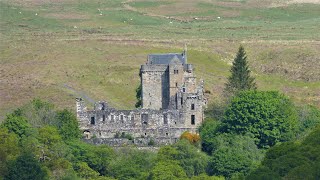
(91, 117), (95, 125)
(120, 115), (124, 123)
(191, 104), (195, 110)
(102, 115), (105, 121)
(191, 115), (195, 125)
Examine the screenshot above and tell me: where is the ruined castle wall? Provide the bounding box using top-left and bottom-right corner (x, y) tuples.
(79, 107), (194, 140)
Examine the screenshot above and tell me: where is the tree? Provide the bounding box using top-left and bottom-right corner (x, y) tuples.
(207, 134), (264, 178)
(199, 118), (221, 154)
(1, 114), (30, 138)
(224, 45), (256, 96)
(149, 161), (187, 180)
(157, 140), (210, 178)
(74, 162), (99, 179)
(221, 91), (298, 148)
(0, 128), (20, 178)
(55, 109), (81, 141)
(22, 99), (56, 127)
(135, 83), (142, 108)
(107, 148), (154, 179)
(5, 152), (48, 180)
(68, 140), (115, 176)
(247, 126), (320, 179)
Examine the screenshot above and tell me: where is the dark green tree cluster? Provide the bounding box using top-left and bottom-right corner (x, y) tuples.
(222, 91), (298, 148)
(247, 126), (320, 179)
(200, 91), (319, 178)
(198, 45), (320, 179)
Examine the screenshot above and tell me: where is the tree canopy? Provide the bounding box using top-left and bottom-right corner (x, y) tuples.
(247, 126), (320, 179)
(221, 90), (298, 148)
(0, 98), (319, 180)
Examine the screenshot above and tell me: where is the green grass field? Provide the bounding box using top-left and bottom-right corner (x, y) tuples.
(1, 0), (320, 119)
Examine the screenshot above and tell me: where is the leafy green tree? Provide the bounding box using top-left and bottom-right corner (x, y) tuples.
(108, 148), (155, 179)
(224, 45), (256, 96)
(74, 162), (99, 179)
(222, 91), (298, 148)
(199, 118), (221, 154)
(68, 140), (115, 176)
(5, 152), (48, 180)
(247, 126), (320, 179)
(149, 161), (187, 180)
(173, 140), (209, 177)
(55, 109), (81, 141)
(38, 126), (62, 147)
(22, 99), (56, 127)
(0, 128), (20, 178)
(1, 114), (30, 138)
(207, 134), (263, 178)
(157, 140), (210, 178)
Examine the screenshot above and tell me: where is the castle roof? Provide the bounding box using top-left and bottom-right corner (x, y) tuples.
(147, 52), (186, 65)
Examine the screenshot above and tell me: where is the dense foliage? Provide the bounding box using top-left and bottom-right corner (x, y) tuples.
(221, 91), (298, 148)
(0, 97), (319, 180)
(207, 134), (264, 178)
(200, 90), (319, 178)
(247, 126), (320, 179)
(224, 45), (256, 96)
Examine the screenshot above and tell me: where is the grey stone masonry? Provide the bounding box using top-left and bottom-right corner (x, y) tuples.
(77, 50), (207, 146)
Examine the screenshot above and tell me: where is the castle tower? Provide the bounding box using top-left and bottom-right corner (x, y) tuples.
(140, 52), (187, 110)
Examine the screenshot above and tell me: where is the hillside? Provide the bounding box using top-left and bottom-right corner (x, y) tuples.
(1, 0), (320, 119)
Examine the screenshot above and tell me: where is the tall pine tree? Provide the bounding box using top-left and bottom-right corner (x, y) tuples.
(225, 45), (257, 96)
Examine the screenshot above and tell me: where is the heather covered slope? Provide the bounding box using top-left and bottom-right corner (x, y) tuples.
(1, 0), (320, 119)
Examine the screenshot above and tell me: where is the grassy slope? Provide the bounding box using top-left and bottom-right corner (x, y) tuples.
(0, 0), (319, 119)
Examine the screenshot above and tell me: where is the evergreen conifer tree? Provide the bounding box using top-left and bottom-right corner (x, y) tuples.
(225, 45), (257, 95)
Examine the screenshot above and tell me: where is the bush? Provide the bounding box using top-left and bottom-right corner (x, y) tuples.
(180, 131), (200, 146)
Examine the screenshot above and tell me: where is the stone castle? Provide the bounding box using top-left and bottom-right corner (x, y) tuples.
(76, 50), (207, 146)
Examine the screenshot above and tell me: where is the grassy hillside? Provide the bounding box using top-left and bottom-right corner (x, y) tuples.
(1, 0), (320, 119)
